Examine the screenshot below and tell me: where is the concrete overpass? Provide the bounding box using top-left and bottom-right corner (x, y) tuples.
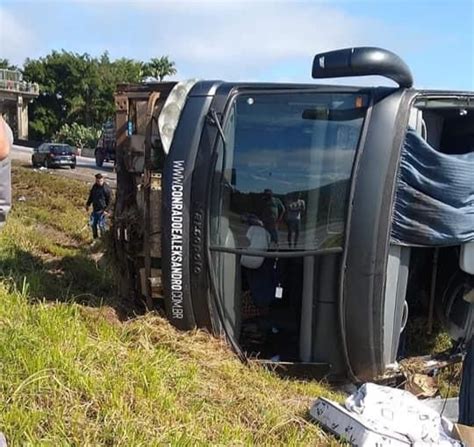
(0, 69), (39, 140)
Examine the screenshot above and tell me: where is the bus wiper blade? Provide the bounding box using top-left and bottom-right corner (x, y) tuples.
(207, 108), (227, 146)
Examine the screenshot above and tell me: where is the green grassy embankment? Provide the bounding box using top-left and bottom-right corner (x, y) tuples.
(0, 164), (341, 445)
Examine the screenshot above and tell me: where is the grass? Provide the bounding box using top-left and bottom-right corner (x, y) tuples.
(0, 164), (341, 445)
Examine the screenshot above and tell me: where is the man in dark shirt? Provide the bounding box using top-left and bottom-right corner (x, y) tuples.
(85, 173), (112, 239)
(261, 189), (285, 245)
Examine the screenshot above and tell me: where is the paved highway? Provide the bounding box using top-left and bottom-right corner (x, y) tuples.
(11, 144), (117, 187)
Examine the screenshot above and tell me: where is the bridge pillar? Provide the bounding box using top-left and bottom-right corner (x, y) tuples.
(17, 96), (28, 140)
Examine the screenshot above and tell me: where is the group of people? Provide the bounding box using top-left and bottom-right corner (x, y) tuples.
(239, 190), (306, 323)
(260, 188), (305, 248)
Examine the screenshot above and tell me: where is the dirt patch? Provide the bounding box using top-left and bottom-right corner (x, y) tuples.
(79, 305), (122, 326)
(37, 223), (82, 251)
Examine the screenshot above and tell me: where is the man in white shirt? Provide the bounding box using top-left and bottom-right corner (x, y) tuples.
(286, 193), (305, 248)
(0, 116), (12, 228)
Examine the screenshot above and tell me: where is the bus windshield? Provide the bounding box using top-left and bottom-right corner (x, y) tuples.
(210, 92), (368, 252)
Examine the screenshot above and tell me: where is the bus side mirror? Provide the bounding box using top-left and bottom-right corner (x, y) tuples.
(312, 47), (413, 88)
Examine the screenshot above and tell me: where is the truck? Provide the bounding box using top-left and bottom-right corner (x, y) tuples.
(94, 119), (116, 167)
(112, 47), (474, 382)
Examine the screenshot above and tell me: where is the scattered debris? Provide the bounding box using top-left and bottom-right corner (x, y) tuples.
(372, 352), (463, 392)
(17, 196), (26, 202)
(405, 373), (438, 398)
(311, 383), (462, 446)
(400, 353), (463, 375)
(452, 423), (474, 446)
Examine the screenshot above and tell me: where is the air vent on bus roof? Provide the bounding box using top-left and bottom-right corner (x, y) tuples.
(312, 47), (413, 88)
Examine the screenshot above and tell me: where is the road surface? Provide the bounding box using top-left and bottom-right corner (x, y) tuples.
(11, 144), (117, 187)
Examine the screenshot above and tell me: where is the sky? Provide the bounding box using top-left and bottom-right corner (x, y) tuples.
(0, 0), (473, 90)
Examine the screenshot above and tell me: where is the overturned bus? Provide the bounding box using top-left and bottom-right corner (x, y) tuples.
(113, 47), (474, 382)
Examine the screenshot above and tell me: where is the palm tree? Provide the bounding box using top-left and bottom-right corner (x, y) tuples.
(144, 56), (177, 81)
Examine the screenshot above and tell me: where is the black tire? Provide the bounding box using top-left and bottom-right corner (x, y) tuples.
(70, 164), (76, 170)
(95, 151), (104, 168)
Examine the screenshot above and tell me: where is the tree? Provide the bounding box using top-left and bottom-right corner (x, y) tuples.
(23, 51), (142, 140)
(21, 51), (177, 141)
(0, 58), (18, 70)
(52, 122), (100, 149)
(144, 56), (177, 81)
(23, 51), (102, 138)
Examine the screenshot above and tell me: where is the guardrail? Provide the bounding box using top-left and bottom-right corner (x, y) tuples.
(0, 79), (39, 95)
(0, 69), (39, 95)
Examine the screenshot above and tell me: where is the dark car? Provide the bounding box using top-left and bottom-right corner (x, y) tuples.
(32, 143), (76, 169)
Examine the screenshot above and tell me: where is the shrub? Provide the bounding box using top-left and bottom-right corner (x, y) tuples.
(52, 123), (100, 149)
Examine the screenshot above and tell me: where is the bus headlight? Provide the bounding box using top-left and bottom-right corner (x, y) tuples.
(158, 79), (198, 155)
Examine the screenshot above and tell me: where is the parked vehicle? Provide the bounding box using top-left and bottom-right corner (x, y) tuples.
(112, 48), (474, 382)
(32, 143), (76, 169)
(94, 120), (116, 167)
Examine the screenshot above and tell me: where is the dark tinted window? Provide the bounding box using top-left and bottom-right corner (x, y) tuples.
(210, 92), (368, 252)
(49, 144), (74, 154)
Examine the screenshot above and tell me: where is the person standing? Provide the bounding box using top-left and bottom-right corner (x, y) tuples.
(85, 173), (112, 239)
(286, 193), (305, 248)
(261, 189), (285, 245)
(0, 116), (12, 229)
